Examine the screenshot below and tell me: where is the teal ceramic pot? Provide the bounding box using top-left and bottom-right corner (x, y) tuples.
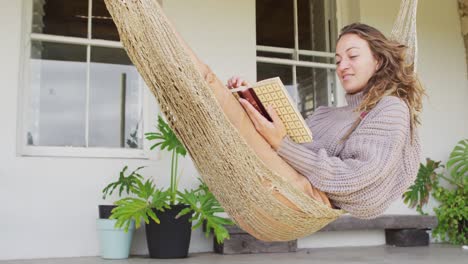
(97, 219), (135, 259)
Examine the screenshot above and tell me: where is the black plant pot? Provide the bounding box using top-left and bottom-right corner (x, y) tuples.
(145, 204), (193, 258)
(98, 205), (117, 219)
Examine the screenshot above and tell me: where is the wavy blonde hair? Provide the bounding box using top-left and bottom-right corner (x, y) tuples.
(339, 23), (425, 142)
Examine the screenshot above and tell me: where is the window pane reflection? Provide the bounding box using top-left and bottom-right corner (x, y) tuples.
(256, 0), (294, 48)
(89, 47), (142, 149)
(297, 67), (335, 116)
(28, 41), (87, 147)
(32, 0), (89, 38)
(257, 51), (292, 60)
(299, 54), (333, 64)
(297, 0), (328, 51)
(257, 62), (298, 106)
(92, 0), (120, 41)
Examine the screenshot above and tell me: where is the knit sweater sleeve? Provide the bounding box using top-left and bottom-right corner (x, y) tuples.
(277, 96), (411, 218)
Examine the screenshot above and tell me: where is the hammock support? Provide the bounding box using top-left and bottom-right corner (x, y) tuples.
(104, 0), (417, 241)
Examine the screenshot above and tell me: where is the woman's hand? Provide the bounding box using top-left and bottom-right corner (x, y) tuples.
(227, 76), (251, 89)
(239, 98), (287, 151)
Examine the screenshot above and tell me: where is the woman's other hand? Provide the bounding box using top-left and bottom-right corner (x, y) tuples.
(227, 76), (251, 89)
(239, 98), (287, 151)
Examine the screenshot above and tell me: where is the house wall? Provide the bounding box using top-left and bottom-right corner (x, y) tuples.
(0, 0), (466, 260)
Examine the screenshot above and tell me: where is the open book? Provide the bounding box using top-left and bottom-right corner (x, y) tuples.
(231, 77), (313, 143)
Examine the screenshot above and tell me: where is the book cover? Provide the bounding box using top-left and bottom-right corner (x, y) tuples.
(231, 77), (313, 144)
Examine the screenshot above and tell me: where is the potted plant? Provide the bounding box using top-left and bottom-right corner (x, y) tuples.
(96, 166), (142, 259)
(403, 139), (467, 245)
(110, 115), (234, 258)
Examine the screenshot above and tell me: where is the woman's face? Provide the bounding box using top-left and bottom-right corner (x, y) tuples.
(335, 33), (379, 94)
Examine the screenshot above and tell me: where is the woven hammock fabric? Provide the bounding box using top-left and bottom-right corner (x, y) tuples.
(391, 0), (419, 71)
(104, 0), (417, 241)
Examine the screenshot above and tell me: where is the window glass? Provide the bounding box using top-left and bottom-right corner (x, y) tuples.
(256, 0), (294, 48)
(32, 0), (89, 38)
(297, 67), (336, 115)
(257, 62), (299, 105)
(88, 47), (142, 148)
(92, 0), (120, 41)
(297, 0), (328, 51)
(257, 51), (293, 60)
(28, 41), (87, 147)
(257, 63), (293, 85)
(299, 54), (333, 64)
(256, 0), (336, 113)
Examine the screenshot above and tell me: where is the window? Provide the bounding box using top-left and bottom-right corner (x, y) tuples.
(22, 0), (146, 157)
(256, 0), (337, 117)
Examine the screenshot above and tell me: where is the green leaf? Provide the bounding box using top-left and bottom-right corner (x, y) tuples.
(177, 182), (234, 244)
(146, 115), (187, 159)
(178, 207), (193, 217)
(111, 197), (151, 231)
(102, 166), (145, 200)
(402, 158), (442, 214)
(446, 139), (468, 184)
(108, 175), (175, 232)
(146, 207), (160, 224)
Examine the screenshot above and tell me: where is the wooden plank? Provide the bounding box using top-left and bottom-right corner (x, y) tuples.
(319, 215), (438, 231)
(214, 215), (437, 235)
(212, 215), (437, 253)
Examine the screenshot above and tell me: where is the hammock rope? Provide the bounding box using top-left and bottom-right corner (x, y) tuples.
(104, 0), (418, 241)
(391, 0), (419, 71)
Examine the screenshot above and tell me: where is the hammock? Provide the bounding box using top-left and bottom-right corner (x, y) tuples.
(104, 0), (418, 241)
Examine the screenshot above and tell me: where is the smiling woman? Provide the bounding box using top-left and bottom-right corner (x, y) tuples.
(335, 34), (379, 94)
(232, 23), (425, 218)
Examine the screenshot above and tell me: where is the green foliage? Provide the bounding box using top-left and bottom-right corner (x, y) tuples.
(102, 166), (145, 199)
(446, 139), (468, 186)
(110, 179), (171, 232)
(109, 115), (233, 243)
(403, 159), (442, 214)
(403, 139), (468, 245)
(432, 184), (467, 245)
(145, 115), (187, 204)
(177, 180), (235, 244)
(145, 115), (186, 156)
(110, 174), (233, 242)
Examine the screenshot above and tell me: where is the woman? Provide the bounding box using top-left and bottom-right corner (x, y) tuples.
(227, 23), (424, 219)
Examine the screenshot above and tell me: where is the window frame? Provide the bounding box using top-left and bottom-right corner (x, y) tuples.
(256, 0), (339, 109)
(17, 0), (153, 159)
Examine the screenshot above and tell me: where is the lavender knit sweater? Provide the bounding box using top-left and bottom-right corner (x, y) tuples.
(277, 91), (421, 219)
